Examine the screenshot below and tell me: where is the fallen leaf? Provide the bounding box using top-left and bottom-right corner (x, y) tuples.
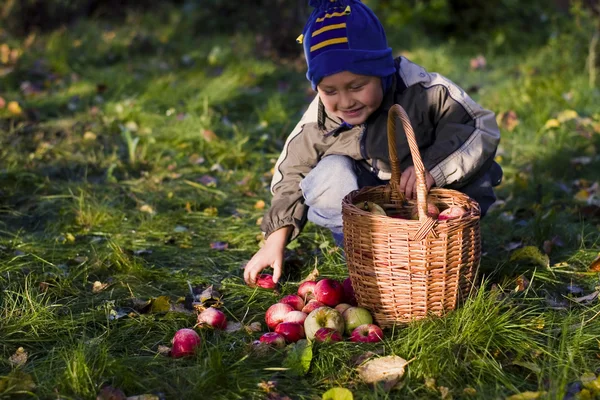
(322, 387), (353, 400)
(197, 175), (218, 186)
(204, 207), (218, 216)
(246, 322), (262, 332)
(438, 386), (452, 399)
(97, 385), (127, 400)
(515, 275), (529, 292)
(83, 131), (97, 141)
(589, 254), (600, 271)
(225, 321), (243, 333)
(150, 296), (171, 313)
(356, 355), (408, 385)
(543, 119), (561, 130)
(92, 281), (109, 293)
(139, 204), (155, 214)
(463, 387), (477, 396)
(283, 339), (313, 376)
(8, 347), (28, 368)
(0, 370), (36, 393)
(557, 109), (579, 123)
(210, 242), (228, 251)
(497, 110), (519, 132)
(7, 101), (22, 116)
(300, 266), (320, 283)
(157, 345), (171, 356)
(257, 380), (277, 393)
(571, 290), (599, 304)
(202, 129), (218, 142)
(506, 392), (547, 400)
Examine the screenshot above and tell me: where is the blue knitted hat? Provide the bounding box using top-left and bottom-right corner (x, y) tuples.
(298, 0), (395, 90)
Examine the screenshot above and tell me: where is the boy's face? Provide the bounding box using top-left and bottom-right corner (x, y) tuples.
(317, 71), (383, 126)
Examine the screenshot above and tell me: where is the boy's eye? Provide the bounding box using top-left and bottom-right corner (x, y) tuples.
(350, 84), (365, 90)
(323, 90), (336, 96)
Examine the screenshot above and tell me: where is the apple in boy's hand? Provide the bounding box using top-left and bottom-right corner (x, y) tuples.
(302, 299), (325, 314)
(314, 278), (345, 306)
(197, 307), (227, 329)
(256, 274), (276, 289)
(304, 306), (345, 340)
(259, 332), (286, 348)
(265, 303), (294, 329)
(334, 303), (352, 315)
(342, 277), (358, 306)
(275, 322), (305, 343)
(298, 281), (317, 300)
(171, 328), (201, 358)
(283, 310), (308, 325)
(342, 306), (373, 335)
(438, 206), (466, 221)
(313, 327), (343, 343)
(279, 294), (305, 311)
(350, 324), (384, 343)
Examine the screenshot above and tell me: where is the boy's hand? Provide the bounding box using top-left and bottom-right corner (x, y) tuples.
(243, 226), (291, 286)
(399, 166), (435, 200)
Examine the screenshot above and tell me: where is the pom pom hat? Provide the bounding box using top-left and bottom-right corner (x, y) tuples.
(298, 0), (395, 89)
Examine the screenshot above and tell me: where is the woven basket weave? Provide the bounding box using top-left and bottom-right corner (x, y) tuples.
(341, 104), (481, 327)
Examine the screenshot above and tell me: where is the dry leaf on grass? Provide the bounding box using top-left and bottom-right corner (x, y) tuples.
(589, 253), (600, 271)
(356, 355), (408, 385)
(8, 347), (28, 368)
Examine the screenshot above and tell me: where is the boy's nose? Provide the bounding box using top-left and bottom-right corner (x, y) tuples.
(338, 93), (355, 110)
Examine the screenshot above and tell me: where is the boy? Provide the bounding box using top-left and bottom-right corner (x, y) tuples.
(244, 0), (502, 286)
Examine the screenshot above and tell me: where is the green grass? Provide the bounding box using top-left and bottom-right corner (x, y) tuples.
(1, 4), (600, 399)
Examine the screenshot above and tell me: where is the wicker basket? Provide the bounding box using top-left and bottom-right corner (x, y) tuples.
(341, 104), (481, 327)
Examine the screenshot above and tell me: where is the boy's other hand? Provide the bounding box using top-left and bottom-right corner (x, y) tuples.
(243, 226), (291, 286)
(399, 166), (435, 200)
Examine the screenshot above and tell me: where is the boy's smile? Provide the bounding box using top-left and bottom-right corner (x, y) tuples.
(317, 71), (384, 126)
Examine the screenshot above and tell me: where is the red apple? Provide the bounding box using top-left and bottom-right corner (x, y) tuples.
(314, 327), (343, 343)
(197, 307), (227, 329)
(411, 202), (440, 220)
(279, 294), (305, 311)
(171, 328), (201, 358)
(342, 277), (358, 306)
(334, 303), (352, 315)
(342, 307), (373, 335)
(350, 324), (384, 343)
(265, 303), (294, 330)
(275, 322), (305, 343)
(256, 274), (276, 289)
(314, 278), (345, 307)
(259, 332), (286, 348)
(438, 206), (466, 221)
(298, 281), (317, 301)
(283, 310), (308, 325)
(302, 299), (325, 314)
(304, 306), (345, 340)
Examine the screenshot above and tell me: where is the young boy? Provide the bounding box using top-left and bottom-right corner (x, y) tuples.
(244, 0), (502, 286)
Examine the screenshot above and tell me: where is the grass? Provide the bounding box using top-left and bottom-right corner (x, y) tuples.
(1, 4), (600, 399)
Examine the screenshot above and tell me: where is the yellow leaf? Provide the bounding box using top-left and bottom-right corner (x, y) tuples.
(139, 204), (155, 214)
(202, 129), (217, 142)
(83, 131), (97, 141)
(506, 391), (546, 400)
(65, 233), (76, 242)
(543, 119), (560, 130)
(256, 217), (263, 226)
(589, 253), (600, 272)
(557, 109), (578, 123)
(575, 189), (591, 202)
(7, 101), (22, 116)
(254, 200), (266, 210)
(185, 202), (192, 213)
(203, 207), (218, 216)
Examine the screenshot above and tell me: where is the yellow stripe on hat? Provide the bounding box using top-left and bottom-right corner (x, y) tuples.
(310, 37), (348, 52)
(311, 23), (346, 37)
(315, 6), (351, 22)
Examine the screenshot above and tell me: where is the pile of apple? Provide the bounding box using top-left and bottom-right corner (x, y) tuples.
(259, 277), (384, 347)
(357, 200), (466, 220)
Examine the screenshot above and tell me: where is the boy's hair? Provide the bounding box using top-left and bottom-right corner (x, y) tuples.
(298, 0), (395, 89)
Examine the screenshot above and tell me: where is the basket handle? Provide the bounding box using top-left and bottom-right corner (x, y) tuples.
(388, 104), (437, 240)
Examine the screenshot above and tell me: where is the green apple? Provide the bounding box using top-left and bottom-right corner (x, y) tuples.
(304, 307), (345, 340)
(342, 307), (373, 335)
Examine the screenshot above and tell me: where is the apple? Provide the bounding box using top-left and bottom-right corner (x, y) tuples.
(283, 310), (308, 325)
(350, 324), (384, 343)
(197, 307), (227, 329)
(302, 299), (325, 314)
(259, 332), (286, 348)
(342, 277), (358, 306)
(265, 303), (294, 330)
(314, 327), (343, 343)
(342, 307), (373, 335)
(298, 281), (317, 301)
(275, 322), (305, 343)
(334, 303), (352, 315)
(256, 274), (276, 289)
(438, 206), (466, 221)
(279, 294), (305, 311)
(411, 202), (440, 219)
(314, 278), (345, 307)
(171, 328), (201, 358)
(304, 306), (345, 340)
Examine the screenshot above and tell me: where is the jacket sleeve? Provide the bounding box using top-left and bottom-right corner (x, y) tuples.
(260, 96), (321, 241)
(419, 75), (500, 188)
